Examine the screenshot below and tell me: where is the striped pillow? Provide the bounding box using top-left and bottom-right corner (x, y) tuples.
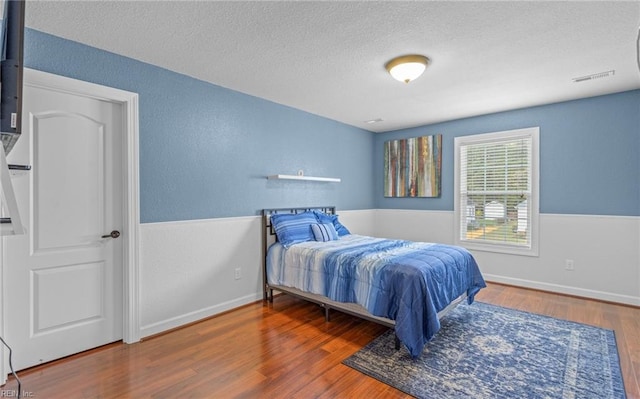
(270, 212), (317, 248)
(311, 223), (339, 242)
(312, 210), (351, 236)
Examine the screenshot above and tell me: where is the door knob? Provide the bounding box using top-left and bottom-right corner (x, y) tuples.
(102, 230), (121, 239)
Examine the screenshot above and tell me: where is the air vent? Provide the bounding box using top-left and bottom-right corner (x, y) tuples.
(572, 70), (615, 83)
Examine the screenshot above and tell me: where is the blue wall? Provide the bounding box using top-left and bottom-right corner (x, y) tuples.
(375, 90), (640, 216)
(24, 29), (376, 223)
(22, 29), (640, 221)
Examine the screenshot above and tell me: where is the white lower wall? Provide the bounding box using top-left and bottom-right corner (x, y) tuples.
(334, 209), (377, 236)
(138, 209), (377, 338)
(374, 209), (640, 306)
(139, 208), (639, 338)
(139, 215), (263, 337)
(373, 209), (455, 244)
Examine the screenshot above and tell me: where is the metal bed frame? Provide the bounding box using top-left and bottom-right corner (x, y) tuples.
(261, 206), (466, 350)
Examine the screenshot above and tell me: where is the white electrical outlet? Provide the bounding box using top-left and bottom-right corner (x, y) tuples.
(234, 267), (242, 280)
(565, 259), (574, 271)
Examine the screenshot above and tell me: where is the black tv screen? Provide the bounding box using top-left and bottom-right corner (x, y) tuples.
(0, 0), (25, 155)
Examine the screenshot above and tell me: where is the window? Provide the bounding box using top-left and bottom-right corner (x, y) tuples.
(454, 127), (539, 256)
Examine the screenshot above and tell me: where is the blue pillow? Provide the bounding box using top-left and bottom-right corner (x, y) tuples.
(270, 212), (317, 247)
(313, 210), (351, 236)
(311, 223), (339, 242)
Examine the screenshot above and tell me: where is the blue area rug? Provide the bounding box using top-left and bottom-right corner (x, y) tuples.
(343, 302), (626, 398)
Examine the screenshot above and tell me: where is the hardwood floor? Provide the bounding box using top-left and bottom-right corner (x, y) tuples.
(3, 282), (639, 398)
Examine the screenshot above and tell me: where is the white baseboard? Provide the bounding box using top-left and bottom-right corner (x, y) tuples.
(140, 292), (262, 338)
(483, 273), (640, 307)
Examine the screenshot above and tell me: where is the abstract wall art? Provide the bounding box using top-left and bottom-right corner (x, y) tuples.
(384, 134), (442, 197)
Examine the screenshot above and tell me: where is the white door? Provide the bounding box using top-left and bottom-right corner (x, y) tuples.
(3, 80), (124, 370)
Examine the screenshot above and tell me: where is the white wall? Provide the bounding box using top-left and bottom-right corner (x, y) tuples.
(374, 209), (640, 306)
(138, 208), (639, 338)
(139, 216), (263, 337)
(138, 209), (377, 338)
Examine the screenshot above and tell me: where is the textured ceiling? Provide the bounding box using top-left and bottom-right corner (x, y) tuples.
(23, 1), (640, 133)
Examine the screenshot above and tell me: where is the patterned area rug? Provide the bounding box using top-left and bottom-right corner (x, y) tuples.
(343, 302), (626, 398)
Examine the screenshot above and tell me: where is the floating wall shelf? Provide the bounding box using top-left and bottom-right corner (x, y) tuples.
(267, 174), (341, 183)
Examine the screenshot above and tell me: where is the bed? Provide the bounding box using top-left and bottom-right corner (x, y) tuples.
(262, 206), (486, 358)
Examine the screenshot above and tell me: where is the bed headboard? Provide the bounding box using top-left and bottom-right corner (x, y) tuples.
(261, 206), (336, 300)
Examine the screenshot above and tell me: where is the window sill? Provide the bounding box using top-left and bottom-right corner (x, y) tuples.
(457, 240), (539, 257)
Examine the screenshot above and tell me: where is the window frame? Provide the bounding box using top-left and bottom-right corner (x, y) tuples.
(454, 127), (540, 257)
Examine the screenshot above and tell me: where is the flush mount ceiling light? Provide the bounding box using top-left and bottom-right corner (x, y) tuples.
(385, 54), (430, 83)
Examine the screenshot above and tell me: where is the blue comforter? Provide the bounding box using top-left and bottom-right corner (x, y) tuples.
(267, 235), (486, 357)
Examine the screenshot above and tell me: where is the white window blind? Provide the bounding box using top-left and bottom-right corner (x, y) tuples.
(455, 127), (539, 256)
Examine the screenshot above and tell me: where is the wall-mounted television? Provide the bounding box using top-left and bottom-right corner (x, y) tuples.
(0, 0), (25, 155)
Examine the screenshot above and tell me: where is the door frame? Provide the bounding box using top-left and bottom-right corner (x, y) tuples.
(0, 68), (140, 382)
